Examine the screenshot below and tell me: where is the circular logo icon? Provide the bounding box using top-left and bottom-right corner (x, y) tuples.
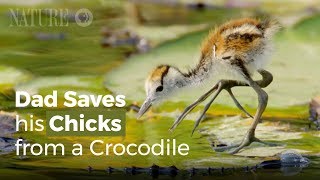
(75, 8), (93, 27)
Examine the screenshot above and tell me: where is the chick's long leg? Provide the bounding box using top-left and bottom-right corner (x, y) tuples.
(170, 80), (246, 132)
(228, 74), (269, 154)
(228, 70), (273, 153)
(170, 69), (273, 132)
(192, 70), (273, 153)
(213, 70), (274, 153)
(227, 88), (253, 118)
(169, 83), (220, 131)
(191, 81), (225, 135)
(191, 81), (253, 136)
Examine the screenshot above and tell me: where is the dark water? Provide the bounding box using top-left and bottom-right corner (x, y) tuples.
(95, 157), (320, 180)
(2, 156), (318, 180)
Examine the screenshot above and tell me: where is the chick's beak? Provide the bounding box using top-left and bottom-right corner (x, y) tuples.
(137, 98), (152, 119)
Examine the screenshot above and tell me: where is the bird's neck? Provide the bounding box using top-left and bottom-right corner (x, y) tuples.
(173, 59), (212, 88)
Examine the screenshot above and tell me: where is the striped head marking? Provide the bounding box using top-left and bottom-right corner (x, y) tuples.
(138, 65), (173, 118)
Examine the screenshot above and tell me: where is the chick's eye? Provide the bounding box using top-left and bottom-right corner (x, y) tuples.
(156, 86), (163, 92)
